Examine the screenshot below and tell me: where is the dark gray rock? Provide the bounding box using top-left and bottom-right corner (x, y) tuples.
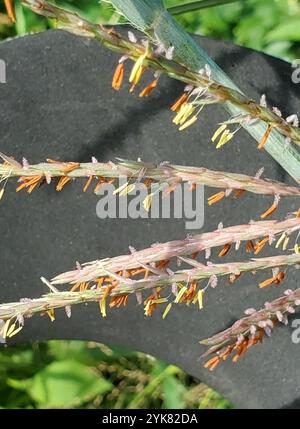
(0, 30), (299, 409)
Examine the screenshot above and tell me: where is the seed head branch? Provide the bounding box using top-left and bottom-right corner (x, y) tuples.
(51, 216), (300, 287)
(200, 288), (300, 370)
(1, 154), (299, 203)
(0, 252), (299, 341)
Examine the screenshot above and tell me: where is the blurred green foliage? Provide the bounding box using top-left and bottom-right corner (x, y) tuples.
(1, 0), (298, 410)
(0, 0), (300, 61)
(0, 341), (231, 409)
(166, 0), (300, 61)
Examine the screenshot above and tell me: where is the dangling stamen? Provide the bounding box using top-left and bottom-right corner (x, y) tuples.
(130, 74), (145, 93)
(179, 115), (198, 131)
(162, 303), (172, 320)
(56, 176), (72, 192)
(139, 78), (158, 97)
(229, 273), (241, 284)
(83, 175), (93, 193)
(274, 271), (285, 284)
(260, 195), (280, 219)
(254, 236), (269, 254)
(197, 290), (204, 310)
(143, 178), (153, 188)
(113, 181), (129, 195)
(232, 339), (249, 363)
(112, 63), (124, 91)
(170, 93), (188, 112)
(207, 191), (225, 206)
(129, 46), (148, 92)
(4, 0), (16, 23)
(218, 243), (231, 257)
(109, 294), (129, 308)
(69, 283), (81, 292)
(129, 57), (145, 84)
(94, 178), (105, 194)
(246, 240), (254, 253)
(204, 356), (221, 371)
(275, 232), (287, 249)
(259, 271), (285, 288)
(155, 259), (170, 270)
(211, 124), (227, 142)
(179, 103), (205, 131)
(0, 167), (13, 200)
(258, 125), (272, 150)
(259, 277), (276, 289)
(215, 129), (234, 149)
(143, 193), (154, 212)
(27, 180), (43, 194)
(46, 309), (55, 322)
(189, 183), (197, 191)
(173, 103), (195, 126)
(119, 183), (135, 196)
(16, 176), (42, 193)
(99, 298), (107, 317)
(94, 177), (115, 194)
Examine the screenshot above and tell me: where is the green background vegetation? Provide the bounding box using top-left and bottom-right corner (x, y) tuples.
(0, 0), (298, 409)
(1, 0), (300, 60)
(0, 341), (231, 409)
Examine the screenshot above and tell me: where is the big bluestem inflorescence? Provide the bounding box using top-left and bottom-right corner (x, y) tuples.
(1, 0), (300, 370)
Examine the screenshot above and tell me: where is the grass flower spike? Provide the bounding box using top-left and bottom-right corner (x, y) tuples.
(1, 154), (299, 208)
(48, 215), (300, 286)
(1, 252), (300, 343)
(201, 288), (300, 370)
